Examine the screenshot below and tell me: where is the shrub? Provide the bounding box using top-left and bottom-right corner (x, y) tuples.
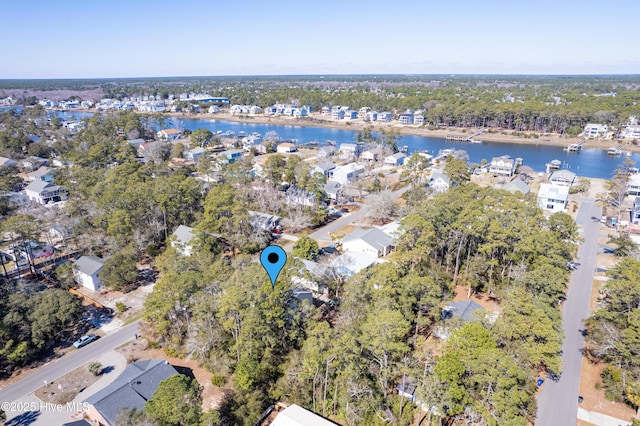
(115, 302), (128, 313)
(88, 361), (102, 376)
(211, 375), (226, 387)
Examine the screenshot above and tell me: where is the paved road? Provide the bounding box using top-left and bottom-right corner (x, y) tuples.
(0, 320), (140, 403)
(535, 199), (601, 426)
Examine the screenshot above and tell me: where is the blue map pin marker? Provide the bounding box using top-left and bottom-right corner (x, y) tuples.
(260, 246), (287, 288)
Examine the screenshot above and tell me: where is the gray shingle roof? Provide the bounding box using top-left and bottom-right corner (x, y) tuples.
(502, 178), (530, 194)
(172, 225), (195, 247)
(445, 300), (485, 321)
(74, 256), (105, 276)
(84, 359), (178, 426)
(24, 180), (54, 193)
(343, 228), (394, 250)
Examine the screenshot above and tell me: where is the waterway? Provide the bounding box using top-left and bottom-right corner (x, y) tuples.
(2, 106), (636, 179)
(171, 116), (636, 180)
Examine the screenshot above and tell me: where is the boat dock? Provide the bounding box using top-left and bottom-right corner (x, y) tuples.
(445, 130), (484, 142)
(607, 144), (624, 156)
(565, 139), (585, 152)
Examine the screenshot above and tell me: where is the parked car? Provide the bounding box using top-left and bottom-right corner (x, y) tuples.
(73, 334), (98, 348)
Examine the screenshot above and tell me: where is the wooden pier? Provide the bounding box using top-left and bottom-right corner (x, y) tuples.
(445, 130), (484, 142)
(607, 143), (624, 156)
(565, 139), (585, 152)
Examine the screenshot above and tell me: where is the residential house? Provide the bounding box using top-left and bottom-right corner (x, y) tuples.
(366, 111), (379, 121)
(324, 180), (342, 202)
(277, 142), (298, 153)
(127, 138), (145, 151)
(489, 155), (516, 176)
(74, 256), (105, 291)
(501, 177), (530, 194)
(157, 128), (182, 141)
(549, 169), (576, 186)
(317, 145), (336, 158)
(171, 225), (197, 256)
(623, 125), (640, 140)
(414, 114), (426, 125)
(285, 186), (317, 207)
(537, 183), (569, 212)
(218, 149), (244, 163)
(331, 109), (345, 120)
(397, 382), (417, 402)
(378, 112), (392, 122)
(270, 404), (336, 426)
(358, 106), (371, 118)
(330, 251), (379, 277)
(208, 105), (220, 114)
(338, 143), (360, 160)
(629, 197), (640, 233)
(377, 221), (403, 241)
(398, 111), (414, 125)
(344, 110), (358, 120)
(384, 152), (407, 166)
(84, 360), (180, 426)
(24, 180), (67, 204)
(629, 174), (640, 196)
(342, 227), (394, 257)
(0, 156), (17, 167)
(185, 147), (206, 161)
(583, 123), (608, 138)
(137, 141), (164, 158)
(291, 258), (328, 295)
(434, 300), (496, 340)
(249, 211), (281, 232)
(27, 166), (54, 182)
(429, 172), (450, 194)
(332, 162), (365, 185)
(314, 162), (336, 178)
(360, 148), (384, 162)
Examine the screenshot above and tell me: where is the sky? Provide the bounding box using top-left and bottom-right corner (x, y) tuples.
(1, 0), (639, 78)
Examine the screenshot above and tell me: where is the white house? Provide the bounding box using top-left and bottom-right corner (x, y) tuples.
(360, 148), (383, 162)
(330, 251), (379, 277)
(628, 174), (640, 196)
(324, 180), (342, 201)
(271, 404), (336, 426)
(27, 166), (54, 182)
(342, 228), (395, 257)
(276, 142), (298, 153)
(623, 125), (640, 140)
(314, 162), (336, 178)
(74, 256), (106, 291)
(332, 163), (365, 185)
(24, 180), (67, 204)
(339, 143), (360, 160)
(537, 183), (569, 212)
(398, 111), (414, 125)
(489, 155), (516, 176)
(291, 258), (329, 295)
(583, 123), (608, 138)
(549, 169), (576, 187)
(384, 152), (407, 166)
(157, 128), (182, 141)
(429, 172), (450, 194)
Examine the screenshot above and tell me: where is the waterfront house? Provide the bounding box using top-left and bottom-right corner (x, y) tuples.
(324, 180), (342, 201)
(358, 107), (372, 119)
(414, 114), (426, 125)
(342, 227), (394, 257)
(84, 360), (180, 426)
(489, 155), (516, 176)
(74, 256), (105, 291)
(378, 112), (392, 122)
(157, 128), (182, 141)
(537, 183), (569, 212)
(331, 109), (345, 120)
(360, 148), (384, 162)
(584, 123), (608, 138)
(384, 152), (407, 166)
(366, 111), (379, 121)
(501, 177), (530, 195)
(629, 197), (640, 233)
(549, 169), (576, 187)
(398, 111), (414, 125)
(314, 161), (336, 178)
(429, 172), (450, 194)
(276, 142), (298, 153)
(338, 143), (360, 160)
(623, 125), (640, 140)
(629, 174), (640, 196)
(333, 162), (365, 185)
(24, 180), (67, 205)
(208, 105), (220, 114)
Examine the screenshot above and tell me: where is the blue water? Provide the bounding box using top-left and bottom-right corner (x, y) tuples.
(172, 116), (637, 179)
(3, 106), (634, 179)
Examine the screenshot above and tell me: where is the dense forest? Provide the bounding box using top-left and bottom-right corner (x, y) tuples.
(2, 75), (640, 136)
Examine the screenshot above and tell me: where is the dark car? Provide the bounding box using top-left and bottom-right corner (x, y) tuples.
(73, 334), (98, 348)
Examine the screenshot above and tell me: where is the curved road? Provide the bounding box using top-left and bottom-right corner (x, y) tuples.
(0, 320), (140, 403)
(535, 199), (601, 426)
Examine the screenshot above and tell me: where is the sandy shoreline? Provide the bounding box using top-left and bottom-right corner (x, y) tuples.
(61, 107), (640, 154)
